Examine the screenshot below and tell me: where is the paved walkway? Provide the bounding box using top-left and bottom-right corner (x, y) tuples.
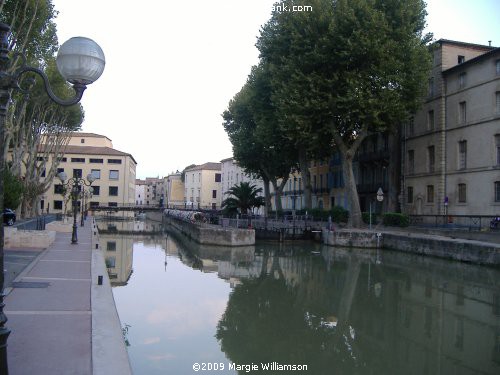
(4, 219), (131, 375)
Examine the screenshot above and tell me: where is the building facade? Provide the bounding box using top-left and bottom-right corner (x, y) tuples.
(184, 162), (222, 209)
(41, 133), (137, 213)
(402, 40), (500, 216)
(165, 172), (185, 208)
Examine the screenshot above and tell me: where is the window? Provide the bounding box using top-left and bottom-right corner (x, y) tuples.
(108, 202), (118, 207)
(496, 59), (500, 75)
(458, 55), (465, 64)
(107, 159), (122, 164)
(459, 101), (466, 124)
(458, 72), (466, 88)
(60, 157), (67, 162)
(81, 139), (85, 144)
(40, 168), (46, 177)
(496, 91), (500, 114)
(73, 169), (82, 178)
(458, 140), (467, 170)
(428, 146), (435, 173)
(427, 185), (434, 203)
(91, 169), (101, 179)
(109, 186), (118, 196)
(458, 183), (467, 203)
(71, 157), (85, 163)
(54, 184), (65, 194)
(89, 158), (103, 164)
(109, 170), (119, 180)
(428, 77), (434, 96)
(89, 202), (99, 208)
(106, 242), (116, 251)
(215, 173), (221, 182)
(92, 186), (100, 196)
(408, 117), (414, 136)
(53, 200), (63, 210)
(105, 257), (116, 268)
(407, 186), (414, 204)
(408, 150), (415, 174)
(57, 168), (64, 174)
(427, 110), (435, 130)
(212, 190), (217, 199)
(495, 181), (500, 202)
(497, 135), (500, 166)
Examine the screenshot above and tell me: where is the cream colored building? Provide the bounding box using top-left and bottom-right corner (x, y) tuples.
(184, 162), (221, 209)
(402, 40), (500, 216)
(40, 132), (137, 213)
(165, 172), (184, 208)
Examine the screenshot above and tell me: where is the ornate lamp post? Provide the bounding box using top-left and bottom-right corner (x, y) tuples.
(80, 189), (93, 226)
(0, 22), (105, 373)
(57, 172), (96, 243)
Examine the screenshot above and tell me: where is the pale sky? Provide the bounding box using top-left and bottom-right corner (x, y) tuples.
(51, 0), (500, 179)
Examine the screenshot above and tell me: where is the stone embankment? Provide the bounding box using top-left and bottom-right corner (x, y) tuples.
(323, 228), (500, 265)
(159, 210), (255, 246)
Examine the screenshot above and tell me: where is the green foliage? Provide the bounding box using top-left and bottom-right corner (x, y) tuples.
(362, 212), (378, 224)
(382, 212), (409, 227)
(3, 168), (24, 209)
(295, 205), (349, 223)
(222, 182), (265, 216)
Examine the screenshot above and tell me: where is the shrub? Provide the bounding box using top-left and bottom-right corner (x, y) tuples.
(382, 212), (409, 227)
(330, 206), (349, 223)
(362, 212), (378, 224)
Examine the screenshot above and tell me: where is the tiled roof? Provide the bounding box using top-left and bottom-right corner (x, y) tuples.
(185, 162), (221, 171)
(38, 145), (137, 164)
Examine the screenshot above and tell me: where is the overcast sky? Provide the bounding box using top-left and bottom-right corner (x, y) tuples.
(51, 0), (500, 179)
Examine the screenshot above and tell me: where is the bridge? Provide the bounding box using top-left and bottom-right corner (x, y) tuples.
(90, 204), (165, 212)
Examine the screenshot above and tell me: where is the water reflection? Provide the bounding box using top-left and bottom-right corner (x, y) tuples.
(97, 219), (500, 375)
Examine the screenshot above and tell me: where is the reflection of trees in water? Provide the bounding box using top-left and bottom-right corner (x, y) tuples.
(216, 253), (364, 374)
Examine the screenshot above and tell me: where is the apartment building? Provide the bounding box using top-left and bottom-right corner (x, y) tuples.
(402, 40), (500, 216)
(184, 162), (221, 209)
(135, 179), (146, 205)
(220, 157), (265, 214)
(41, 133), (137, 213)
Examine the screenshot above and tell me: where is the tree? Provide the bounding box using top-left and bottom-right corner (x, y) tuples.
(221, 182), (265, 217)
(3, 167), (24, 209)
(257, 0), (432, 226)
(223, 64), (296, 214)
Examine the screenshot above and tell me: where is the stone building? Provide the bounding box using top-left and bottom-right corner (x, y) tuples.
(402, 39), (500, 216)
(184, 162), (222, 209)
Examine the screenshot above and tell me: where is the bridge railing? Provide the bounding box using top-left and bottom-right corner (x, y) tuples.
(409, 214), (499, 231)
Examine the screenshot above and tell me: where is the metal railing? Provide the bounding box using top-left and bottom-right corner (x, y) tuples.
(13, 214), (58, 231)
(409, 214), (499, 231)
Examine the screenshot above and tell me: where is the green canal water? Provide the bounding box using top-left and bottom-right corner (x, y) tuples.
(97, 220), (500, 375)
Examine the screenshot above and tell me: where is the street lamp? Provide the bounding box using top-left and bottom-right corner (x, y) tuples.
(80, 188), (93, 227)
(58, 172), (96, 243)
(0, 22), (105, 374)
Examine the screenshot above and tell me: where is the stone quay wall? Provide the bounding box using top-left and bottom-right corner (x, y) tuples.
(163, 215), (255, 247)
(322, 228), (500, 265)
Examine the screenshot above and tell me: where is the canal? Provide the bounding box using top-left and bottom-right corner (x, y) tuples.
(97, 219), (500, 375)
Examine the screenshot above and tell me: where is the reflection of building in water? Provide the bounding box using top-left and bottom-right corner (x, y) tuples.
(216, 245), (500, 374)
(101, 233), (133, 286)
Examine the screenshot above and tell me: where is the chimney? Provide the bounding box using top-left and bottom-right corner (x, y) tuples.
(488, 40), (492, 47)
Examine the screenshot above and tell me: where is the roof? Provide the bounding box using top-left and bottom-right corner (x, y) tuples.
(39, 145), (137, 164)
(436, 39), (496, 51)
(220, 157), (234, 163)
(185, 162), (221, 171)
(69, 132), (112, 141)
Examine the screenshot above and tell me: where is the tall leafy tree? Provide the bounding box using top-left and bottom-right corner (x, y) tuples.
(257, 0), (431, 226)
(223, 64), (296, 214)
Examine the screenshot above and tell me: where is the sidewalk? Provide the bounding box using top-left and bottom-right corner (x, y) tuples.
(4, 218), (131, 375)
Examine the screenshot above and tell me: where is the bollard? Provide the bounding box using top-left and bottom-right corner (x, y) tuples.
(98, 275), (103, 285)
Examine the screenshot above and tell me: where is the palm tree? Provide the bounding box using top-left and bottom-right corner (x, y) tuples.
(222, 182), (265, 217)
